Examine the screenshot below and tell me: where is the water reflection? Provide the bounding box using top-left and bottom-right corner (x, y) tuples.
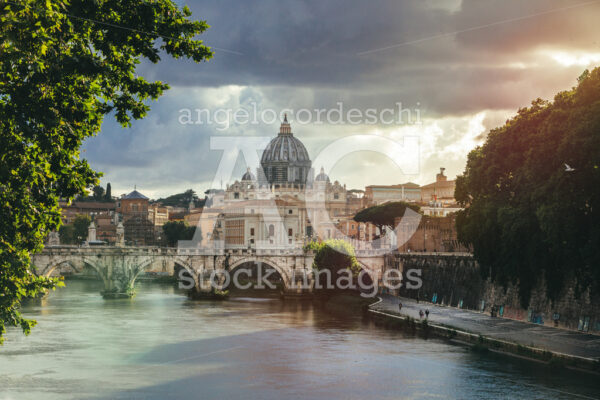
(0, 280), (597, 400)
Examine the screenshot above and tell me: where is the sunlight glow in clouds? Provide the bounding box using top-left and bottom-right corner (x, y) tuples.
(548, 51), (600, 67)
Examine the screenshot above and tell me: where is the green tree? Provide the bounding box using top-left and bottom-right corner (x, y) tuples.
(58, 214), (90, 244)
(156, 189), (199, 208)
(72, 214), (91, 243)
(105, 182), (112, 201)
(455, 68), (600, 307)
(162, 221), (196, 247)
(307, 239), (361, 292)
(0, 0), (212, 343)
(92, 185), (105, 201)
(58, 224), (75, 244)
(353, 201), (420, 232)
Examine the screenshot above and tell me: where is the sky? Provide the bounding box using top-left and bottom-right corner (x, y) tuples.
(81, 0), (600, 199)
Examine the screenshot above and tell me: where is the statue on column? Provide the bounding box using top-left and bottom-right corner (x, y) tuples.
(48, 230), (60, 246)
(116, 222), (125, 247)
(87, 221), (97, 242)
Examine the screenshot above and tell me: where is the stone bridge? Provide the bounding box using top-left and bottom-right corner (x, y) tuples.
(32, 246), (387, 298)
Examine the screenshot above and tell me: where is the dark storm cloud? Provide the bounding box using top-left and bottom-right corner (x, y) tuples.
(135, 0), (600, 114)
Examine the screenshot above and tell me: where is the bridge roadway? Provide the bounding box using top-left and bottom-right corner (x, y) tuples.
(32, 246), (387, 298)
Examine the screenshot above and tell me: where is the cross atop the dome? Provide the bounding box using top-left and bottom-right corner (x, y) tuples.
(284, 113), (288, 123)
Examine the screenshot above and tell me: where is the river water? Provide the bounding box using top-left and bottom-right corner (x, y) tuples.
(0, 280), (597, 400)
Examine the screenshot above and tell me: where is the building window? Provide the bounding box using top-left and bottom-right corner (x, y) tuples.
(234, 192), (240, 199)
(288, 209), (292, 214)
(268, 224), (274, 237)
(288, 228), (293, 236)
(250, 228), (255, 236)
(334, 193), (339, 199)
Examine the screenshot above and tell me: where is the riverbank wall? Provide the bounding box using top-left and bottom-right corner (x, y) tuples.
(386, 253), (600, 334)
(367, 298), (600, 374)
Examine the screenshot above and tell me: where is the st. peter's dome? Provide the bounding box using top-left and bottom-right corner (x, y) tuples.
(260, 115), (312, 185)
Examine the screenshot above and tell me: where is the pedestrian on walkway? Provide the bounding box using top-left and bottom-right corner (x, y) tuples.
(398, 302), (403, 312)
(419, 310), (424, 319)
(425, 309), (429, 319)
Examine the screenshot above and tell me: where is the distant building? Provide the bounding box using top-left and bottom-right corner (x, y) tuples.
(217, 199), (306, 248)
(118, 189), (154, 245)
(148, 205), (169, 227)
(123, 215), (155, 246)
(395, 214), (470, 253)
(420, 205), (463, 217)
(185, 207), (222, 245)
(148, 204), (169, 243)
(420, 168), (456, 204)
(95, 213), (117, 244)
(118, 189), (149, 216)
(346, 189), (366, 214)
(204, 189), (225, 208)
(364, 182), (421, 205)
(60, 201), (115, 225)
(335, 217), (380, 244)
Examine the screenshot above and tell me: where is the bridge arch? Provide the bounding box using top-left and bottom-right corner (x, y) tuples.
(40, 259), (80, 277)
(227, 256), (291, 288)
(41, 257), (110, 289)
(128, 257), (159, 287)
(356, 260), (377, 288)
(172, 258), (198, 286)
(81, 257), (111, 288)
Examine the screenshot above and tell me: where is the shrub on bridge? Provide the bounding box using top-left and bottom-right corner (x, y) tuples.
(310, 239), (361, 292)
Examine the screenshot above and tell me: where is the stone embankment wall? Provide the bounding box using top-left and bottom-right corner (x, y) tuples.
(386, 253), (600, 333)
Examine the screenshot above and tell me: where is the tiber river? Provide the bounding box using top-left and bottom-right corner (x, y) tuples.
(0, 280), (598, 400)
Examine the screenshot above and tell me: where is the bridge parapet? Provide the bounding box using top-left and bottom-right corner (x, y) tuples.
(42, 245), (176, 256)
(384, 251), (475, 274)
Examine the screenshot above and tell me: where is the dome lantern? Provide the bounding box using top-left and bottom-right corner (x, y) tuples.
(279, 113), (292, 135)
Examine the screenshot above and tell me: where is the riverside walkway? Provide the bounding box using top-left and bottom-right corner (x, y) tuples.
(371, 295), (600, 361)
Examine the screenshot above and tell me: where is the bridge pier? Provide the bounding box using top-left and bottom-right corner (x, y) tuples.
(85, 256), (153, 299)
(282, 268), (314, 297)
(187, 269), (230, 299)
